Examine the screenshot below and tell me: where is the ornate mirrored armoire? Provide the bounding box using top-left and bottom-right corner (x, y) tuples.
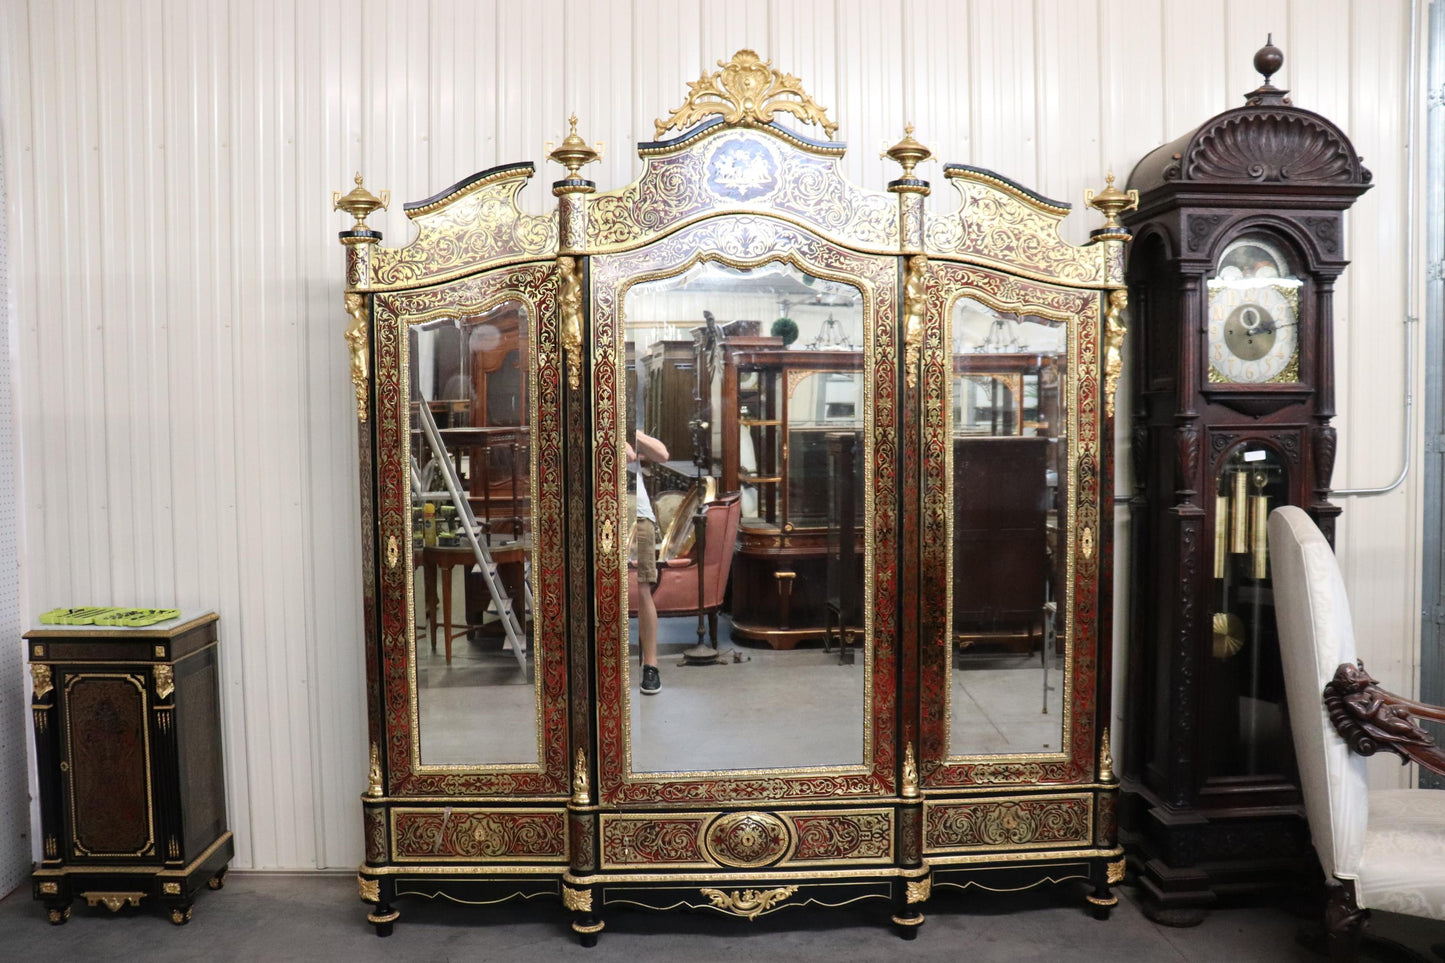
(335, 51), (1132, 942)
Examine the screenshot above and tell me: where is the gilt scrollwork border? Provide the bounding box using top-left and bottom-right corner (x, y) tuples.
(589, 215), (897, 804)
(371, 261), (568, 796)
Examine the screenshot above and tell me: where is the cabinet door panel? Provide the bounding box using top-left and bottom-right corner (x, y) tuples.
(590, 216), (899, 804)
(371, 263), (569, 796)
(64, 672), (154, 857)
(920, 264), (1103, 788)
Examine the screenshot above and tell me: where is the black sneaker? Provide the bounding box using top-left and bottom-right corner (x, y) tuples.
(641, 665), (661, 695)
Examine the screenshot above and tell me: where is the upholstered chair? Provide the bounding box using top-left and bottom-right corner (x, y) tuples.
(628, 493), (742, 647)
(1269, 506), (1445, 960)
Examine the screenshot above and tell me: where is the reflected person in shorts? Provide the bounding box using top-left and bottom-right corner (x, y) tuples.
(628, 430), (670, 694)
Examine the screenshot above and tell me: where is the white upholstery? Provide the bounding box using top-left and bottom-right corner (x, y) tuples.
(1269, 506), (1369, 880)
(1268, 506), (1445, 920)
(1357, 788), (1445, 917)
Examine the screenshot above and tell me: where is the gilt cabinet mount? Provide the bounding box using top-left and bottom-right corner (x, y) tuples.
(336, 50), (1131, 941)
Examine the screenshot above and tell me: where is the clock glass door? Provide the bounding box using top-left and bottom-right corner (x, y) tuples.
(1205, 444), (1295, 780)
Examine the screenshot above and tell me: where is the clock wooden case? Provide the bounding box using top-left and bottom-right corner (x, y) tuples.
(335, 50), (1130, 942)
(1119, 44), (1370, 923)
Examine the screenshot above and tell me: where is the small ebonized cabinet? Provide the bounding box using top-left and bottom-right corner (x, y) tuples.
(28, 612), (233, 925)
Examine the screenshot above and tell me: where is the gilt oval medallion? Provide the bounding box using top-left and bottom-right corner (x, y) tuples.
(703, 811), (793, 868)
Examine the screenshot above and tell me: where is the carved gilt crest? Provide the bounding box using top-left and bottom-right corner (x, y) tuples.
(655, 49), (839, 140)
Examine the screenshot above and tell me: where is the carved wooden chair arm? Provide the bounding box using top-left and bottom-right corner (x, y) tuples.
(1324, 660), (1445, 776)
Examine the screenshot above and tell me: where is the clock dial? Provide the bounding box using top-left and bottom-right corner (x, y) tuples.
(470, 322), (503, 352)
(1206, 238), (1301, 384)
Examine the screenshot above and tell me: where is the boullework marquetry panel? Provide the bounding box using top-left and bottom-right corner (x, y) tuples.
(337, 49), (1127, 941)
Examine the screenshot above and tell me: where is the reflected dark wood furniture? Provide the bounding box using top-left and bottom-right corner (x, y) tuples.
(719, 342), (864, 648)
(643, 338), (698, 465)
(27, 613), (232, 926)
(421, 543), (528, 664)
(952, 436), (1049, 652)
(823, 431), (862, 662)
(954, 354), (1060, 438)
(417, 423), (530, 635)
(1119, 46), (1371, 923)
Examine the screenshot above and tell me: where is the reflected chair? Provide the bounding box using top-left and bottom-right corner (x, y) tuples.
(1269, 506), (1445, 961)
(628, 492), (742, 647)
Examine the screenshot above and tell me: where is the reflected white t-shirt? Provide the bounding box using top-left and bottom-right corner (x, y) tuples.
(630, 459), (656, 523)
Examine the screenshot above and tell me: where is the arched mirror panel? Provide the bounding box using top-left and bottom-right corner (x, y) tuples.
(370, 262), (570, 796)
(589, 215), (900, 804)
(918, 262), (1106, 792)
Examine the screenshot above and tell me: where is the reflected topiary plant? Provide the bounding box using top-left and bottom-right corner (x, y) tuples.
(770, 316), (798, 346)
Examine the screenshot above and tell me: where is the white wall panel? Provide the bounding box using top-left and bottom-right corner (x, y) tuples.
(0, 0), (31, 894)
(0, 0), (1426, 871)
(1334, 0), (1419, 781)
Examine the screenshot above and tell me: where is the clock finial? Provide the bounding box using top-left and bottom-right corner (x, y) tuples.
(1245, 36), (1291, 107)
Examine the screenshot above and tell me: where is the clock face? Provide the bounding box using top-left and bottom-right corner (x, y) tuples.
(1206, 238), (1301, 384)
(470, 322), (503, 352)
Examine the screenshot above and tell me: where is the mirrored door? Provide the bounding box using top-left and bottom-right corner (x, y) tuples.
(407, 299), (540, 767)
(919, 264), (1102, 788)
(621, 260), (867, 774)
(588, 219), (900, 803)
(945, 297), (1068, 757)
(370, 260), (567, 794)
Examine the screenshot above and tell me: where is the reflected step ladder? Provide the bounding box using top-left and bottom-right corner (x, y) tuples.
(413, 398), (530, 674)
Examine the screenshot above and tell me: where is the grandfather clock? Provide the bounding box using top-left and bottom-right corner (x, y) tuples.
(1119, 41), (1371, 923)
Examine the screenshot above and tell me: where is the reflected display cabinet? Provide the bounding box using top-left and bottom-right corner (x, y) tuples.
(1118, 44), (1371, 923)
(335, 50), (1133, 941)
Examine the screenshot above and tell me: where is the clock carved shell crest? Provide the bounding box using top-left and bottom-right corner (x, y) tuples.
(1180, 110), (1370, 184)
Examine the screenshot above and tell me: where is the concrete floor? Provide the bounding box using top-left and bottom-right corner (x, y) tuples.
(5, 872), (1443, 962)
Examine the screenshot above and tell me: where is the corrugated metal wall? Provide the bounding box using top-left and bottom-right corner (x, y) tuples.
(0, 65), (28, 897)
(0, 0), (1424, 871)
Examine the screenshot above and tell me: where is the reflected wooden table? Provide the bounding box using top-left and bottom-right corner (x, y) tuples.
(418, 544), (528, 664)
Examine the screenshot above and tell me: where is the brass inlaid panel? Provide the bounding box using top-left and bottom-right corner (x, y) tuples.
(924, 795), (1093, 854)
(63, 673), (154, 858)
(600, 814), (711, 869)
(600, 810), (894, 870)
(587, 127), (897, 254)
(390, 808), (568, 862)
(370, 165), (557, 289)
(924, 169), (1109, 286)
(790, 812), (893, 863)
(703, 812), (791, 868)
(364, 807), (386, 864)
